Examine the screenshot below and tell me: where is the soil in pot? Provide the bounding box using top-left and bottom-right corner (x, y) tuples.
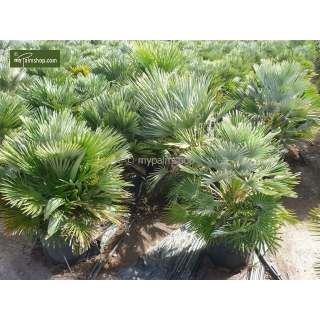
(42, 239), (87, 267)
(206, 241), (253, 272)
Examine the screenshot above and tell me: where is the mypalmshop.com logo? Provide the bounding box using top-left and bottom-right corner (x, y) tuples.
(10, 50), (60, 67)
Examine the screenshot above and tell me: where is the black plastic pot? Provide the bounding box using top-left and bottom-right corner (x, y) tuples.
(42, 239), (87, 267)
(206, 241), (253, 272)
(125, 173), (145, 199)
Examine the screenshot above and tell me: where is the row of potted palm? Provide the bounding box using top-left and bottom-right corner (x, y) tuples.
(0, 40), (319, 270)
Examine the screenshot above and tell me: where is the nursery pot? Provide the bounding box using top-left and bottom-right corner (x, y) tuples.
(125, 173), (145, 197)
(206, 241), (253, 272)
(42, 238), (87, 267)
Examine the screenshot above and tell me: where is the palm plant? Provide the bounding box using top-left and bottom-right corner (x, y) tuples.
(232, 59), (320, 145)
(70, 65), (90, 77)
(0, 40), (15, 50)
(72, 73), (110, 100)
(91, 55), (136, 84)
(80, 88), (153, 160)
(0, 55), (32, 92)
(17, 77), (82, 111)
(26, 67), (72, 85)
(166, 112), (299, 253)
(275, 41), (316, 72)
(134, 68), (218, 147)
(83, 68), (221, 165)
(133, 69), (234, 151)
(131, 41), (188, 73)
(129, 68), (230, 196)
(81, 90), (140, 138)
(0, 108), (130, 253)
(0, 93), (30, 143)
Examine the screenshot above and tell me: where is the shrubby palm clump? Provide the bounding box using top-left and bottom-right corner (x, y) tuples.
(17, 78), (82, 111)
(79, 88), (150, 159)
(26, 64), (72, 85)
(0, 108), (130, 253)
(134, 68), (217, 146)
(166, 113), (299, 253)
(91, 54), (136, 84)
(81, 90), (140, 139)
(275, 40), (317, 71)
(72, 73), (110, 100)
(131, 41), (188, 73)
(0, 56), (32, 92)
(232, 60), (320, 145)
(17, 74), (109, 112)
(131, 68), (220, 192)
(0, 93), (30, 143)
(132, 68), (239, 194)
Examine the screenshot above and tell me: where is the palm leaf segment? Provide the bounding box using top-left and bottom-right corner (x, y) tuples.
(166, 112), (299, 253)
(0, 108), (130, 253)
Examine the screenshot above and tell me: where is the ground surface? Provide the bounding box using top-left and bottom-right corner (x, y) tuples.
(0, 225), (61, 280)
(0, 214), (176, 280)
(1, 138), (320, 280)
(268, 137), (320, 280)
(97, 214), (177, 279)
